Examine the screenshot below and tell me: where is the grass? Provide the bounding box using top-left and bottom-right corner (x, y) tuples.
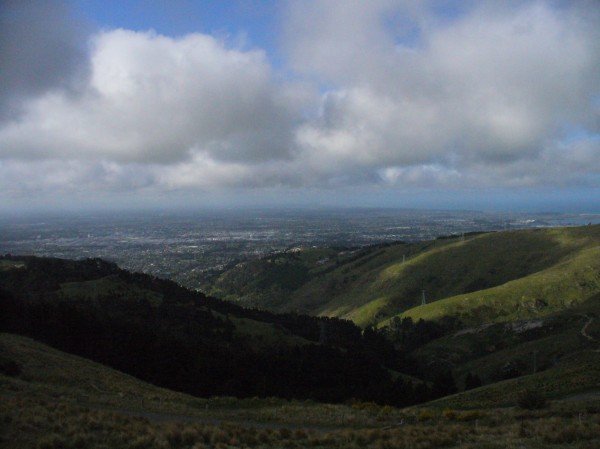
(399, 245), (600, 326)
(211, 225), (600, 328)
(428, 350), (600, 409)
(2, 333), (600, 448)
(0, 260), (26, 271)
(409, 293), (600, 408)
(3, 225), (600, 447)
(352, 226), (599, 326)
(0, 334), (600, 449)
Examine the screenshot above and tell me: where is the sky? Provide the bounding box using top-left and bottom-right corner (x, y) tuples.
(0, 0), (599, 213)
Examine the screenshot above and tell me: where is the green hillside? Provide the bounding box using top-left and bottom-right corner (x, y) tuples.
(398, 244), (600, 326)
(2, 230), (600, 448)
(407, 293), (600, 406)
(211, 225), (600, 328)
(0, 332), (413, 448)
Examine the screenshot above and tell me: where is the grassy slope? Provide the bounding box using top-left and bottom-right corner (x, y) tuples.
(283, 225), (600, 326)
(2, 333), (600, 449)
(0, 332), (393, 425)
(0, 332), (192, 412)
(413, 293), (600, 408)
(209, 225), (600, 327)
(399, 243), (600, 326)
(429, 350), (600, 409)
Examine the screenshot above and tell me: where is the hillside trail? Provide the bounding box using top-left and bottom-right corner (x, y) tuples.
(82, 382), (387, 433)
(581, 315), (595, 341)
(580, 315), (600, 353)
(91, 404), (374, 433)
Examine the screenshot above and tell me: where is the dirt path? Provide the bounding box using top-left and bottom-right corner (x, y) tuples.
(581, 315), (596, 342)
(560, 390), (600, 402)
(95, 405), (372, 433)
(580, 315), (600, 353)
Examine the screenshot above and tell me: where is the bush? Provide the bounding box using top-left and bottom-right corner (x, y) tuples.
(442, 409), (457, 420)
(417, 409), (437, 422)
(517, 389), (547, 410)
(0, 357), (22, 377)
(455, 410), (483, 422)
(36, 434), (67, 449)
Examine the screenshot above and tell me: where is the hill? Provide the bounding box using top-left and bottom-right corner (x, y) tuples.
(402, 292), (600, 407)
(0, 254), (439, 406)
(204, 224), (600, 416)
(2, 332), (600, 449)
(0, 332), (418, 448)
(210, 225), (600, 328)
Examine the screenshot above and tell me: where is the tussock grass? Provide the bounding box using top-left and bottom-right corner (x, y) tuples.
(2, 333), (599, 448)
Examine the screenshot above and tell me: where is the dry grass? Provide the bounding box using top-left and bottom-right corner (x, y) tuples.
(2, 333), (600, 448)
(2, 394), (600, 449)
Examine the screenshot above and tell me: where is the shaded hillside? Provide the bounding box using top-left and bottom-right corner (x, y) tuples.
(4, 334), (600, 449)
(390, 292), (600, 408)
(208, 247), (344, 309)
(0, 255), (433, 406)
(211, 225), (600, 327)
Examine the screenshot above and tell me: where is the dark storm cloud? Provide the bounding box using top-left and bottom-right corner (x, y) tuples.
(0, 0), (89, 120)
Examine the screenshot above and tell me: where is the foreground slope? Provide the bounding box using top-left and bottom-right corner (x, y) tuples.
(2, 333), (600, 449)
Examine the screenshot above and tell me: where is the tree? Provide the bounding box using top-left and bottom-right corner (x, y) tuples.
(464, 372), (482, 390)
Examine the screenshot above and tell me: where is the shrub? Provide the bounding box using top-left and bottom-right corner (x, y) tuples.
(442, 409), (457, 420)
(129, 435), (162, 449)
(378, 405), (393, 416)
(456, 410), (483, 422)
(36, 434), (67, 449)
(517, 389), (547, 410)
(0, 358), (22, 377)
(351, 401), (379, 411)
(417, 409), (437, 422)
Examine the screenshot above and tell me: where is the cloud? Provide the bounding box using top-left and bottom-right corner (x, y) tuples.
(0, 0), (598, 204)
(291, 0), (600, 179)
(0, 0), (89, 120)
(0, 28), (305, 164)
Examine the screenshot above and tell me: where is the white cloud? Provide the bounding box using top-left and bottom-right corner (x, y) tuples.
(292, 0), (600, 179)
(0, 29), (301, 164)
(0, 0), (598, 203)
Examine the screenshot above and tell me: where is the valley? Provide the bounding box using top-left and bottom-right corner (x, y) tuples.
(1, 224), (599, 448)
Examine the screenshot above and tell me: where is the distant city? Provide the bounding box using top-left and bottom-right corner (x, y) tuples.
(1, 208), (598, 291)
